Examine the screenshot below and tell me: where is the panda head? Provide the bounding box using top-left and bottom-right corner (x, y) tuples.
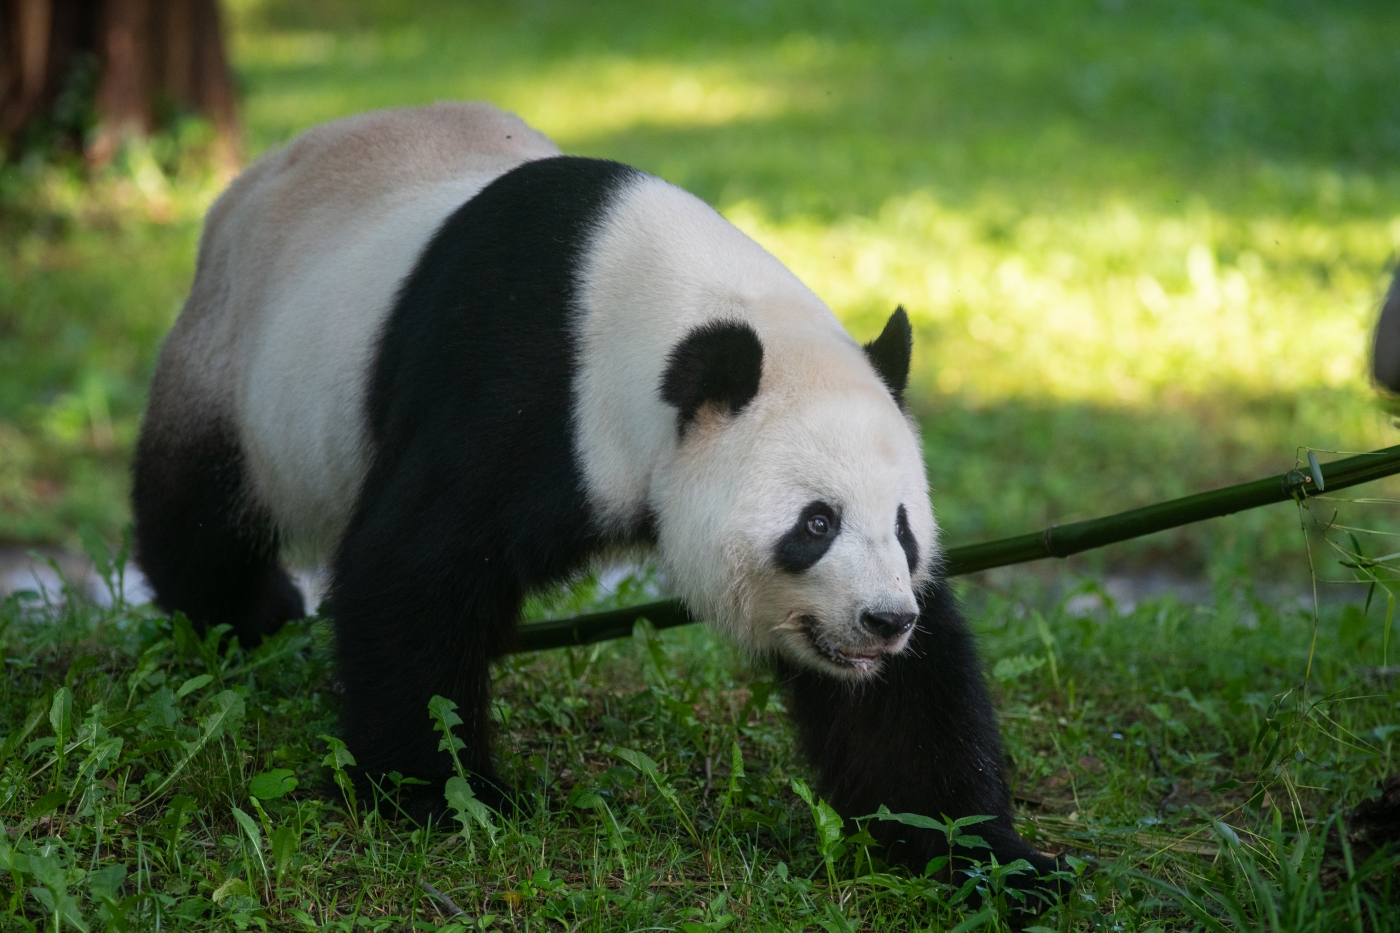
(656, 307), (938, 679)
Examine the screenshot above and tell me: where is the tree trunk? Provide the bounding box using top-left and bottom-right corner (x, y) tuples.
(1, 0), (239, 166)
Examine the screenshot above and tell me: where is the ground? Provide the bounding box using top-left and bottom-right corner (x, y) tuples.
(1, 0), (1398, 929)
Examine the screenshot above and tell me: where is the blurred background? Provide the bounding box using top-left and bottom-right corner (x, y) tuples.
(3, 0), (1399, 585)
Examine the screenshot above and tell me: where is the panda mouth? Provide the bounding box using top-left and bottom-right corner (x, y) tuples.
(795, 617), (883, 671)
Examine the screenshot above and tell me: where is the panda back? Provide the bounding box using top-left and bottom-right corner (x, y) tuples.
(154, 103), (559, 554)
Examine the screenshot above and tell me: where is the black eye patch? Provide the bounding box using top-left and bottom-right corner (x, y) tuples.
(773, 500), (841, 574)
(896, 504), (919, 572)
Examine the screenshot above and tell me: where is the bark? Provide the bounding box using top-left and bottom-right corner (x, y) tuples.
(1, 0), (64, 140)
(0, 0), (239, 165)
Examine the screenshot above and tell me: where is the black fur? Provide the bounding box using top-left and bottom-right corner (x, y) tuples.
(863, 306), (912, 406)
(773, 500), (841, 574)
(660, 320), (764, 433)
(326, 156), (639, 813)
(895, 504), (919, 572)
(777, 577), (1065, 908)
(132, 419), (305, 646)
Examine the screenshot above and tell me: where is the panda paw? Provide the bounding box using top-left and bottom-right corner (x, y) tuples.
(992, 850), (1078, 919)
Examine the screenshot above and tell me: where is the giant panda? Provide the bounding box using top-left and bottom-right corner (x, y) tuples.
(133, 102), (1060, 897)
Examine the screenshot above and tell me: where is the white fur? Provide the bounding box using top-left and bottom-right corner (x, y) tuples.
(241, 177), (496, 550)
(573, 177), (938, 674)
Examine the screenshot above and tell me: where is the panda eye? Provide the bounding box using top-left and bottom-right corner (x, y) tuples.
(774, 500), (841, 573)
(896, 503), (919, 572)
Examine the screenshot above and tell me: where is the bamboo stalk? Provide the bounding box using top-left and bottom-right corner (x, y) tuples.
(513, 445), (1400, 653)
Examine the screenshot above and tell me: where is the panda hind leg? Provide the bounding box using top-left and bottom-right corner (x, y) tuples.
(132, 421), (305, 647)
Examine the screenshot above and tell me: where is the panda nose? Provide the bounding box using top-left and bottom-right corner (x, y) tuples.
(860, 610), (916, 641)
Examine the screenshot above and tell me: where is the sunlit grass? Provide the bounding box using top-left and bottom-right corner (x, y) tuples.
(3, 0), (1400, 570)
(502, 60), (796, 142)
(237, 31), (798, 140)
(730, 193), (1398, 403)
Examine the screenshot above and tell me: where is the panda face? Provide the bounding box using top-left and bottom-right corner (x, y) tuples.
(754, 392), (932, 677)
(765, 494), (921, 675)
(656, 376), (937, 680)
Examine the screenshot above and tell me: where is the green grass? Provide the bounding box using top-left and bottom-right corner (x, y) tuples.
(3, 3), (1400, 927)
(1, 516), (1396, 931)
(3, 0), (1400, 570)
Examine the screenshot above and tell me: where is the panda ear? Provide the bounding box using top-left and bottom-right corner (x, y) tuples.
(864, 306), (913, 406)
(660, 320), (764, 433)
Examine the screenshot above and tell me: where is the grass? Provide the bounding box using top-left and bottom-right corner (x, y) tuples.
(2, 1), (1400, 928)
(2, 0), (1400, 571)
(0, 500), (1397, 931)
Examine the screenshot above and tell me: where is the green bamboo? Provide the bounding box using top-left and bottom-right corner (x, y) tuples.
(513, 445), (1400, 653)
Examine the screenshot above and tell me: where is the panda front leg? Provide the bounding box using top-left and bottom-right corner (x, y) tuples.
(778, 577), (1065, 906)
(326, 497), (518, 820)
